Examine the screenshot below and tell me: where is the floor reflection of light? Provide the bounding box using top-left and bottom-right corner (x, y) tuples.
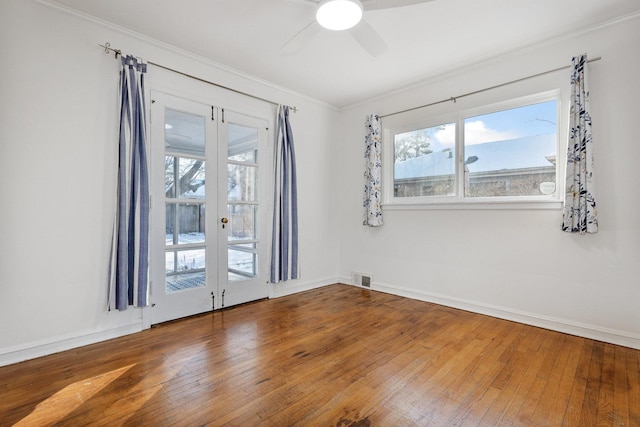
(14, 364), (135, 426)
(14, 342), (210, 425)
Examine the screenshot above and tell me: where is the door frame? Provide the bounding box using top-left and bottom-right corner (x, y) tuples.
(142, 67), (275, 329)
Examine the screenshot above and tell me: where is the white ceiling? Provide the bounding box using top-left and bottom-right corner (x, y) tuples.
(49, 0), (640, 107)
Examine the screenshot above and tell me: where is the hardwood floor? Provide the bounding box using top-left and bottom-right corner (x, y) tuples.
(1, 284), (638, 426)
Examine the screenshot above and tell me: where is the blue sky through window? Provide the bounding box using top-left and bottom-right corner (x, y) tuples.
(467, 100), (557, 139)
(425, 100), (557, 152)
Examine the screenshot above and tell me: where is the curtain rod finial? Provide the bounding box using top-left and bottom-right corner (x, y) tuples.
(100, 42), (121, 58)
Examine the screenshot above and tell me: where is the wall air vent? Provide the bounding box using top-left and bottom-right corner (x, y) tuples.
(361, 275), (371, 288)
(352, 272), (372, 288)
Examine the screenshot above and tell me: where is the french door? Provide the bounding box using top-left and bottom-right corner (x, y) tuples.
(149, 91), (269, 325)
(219, 110), (270, 307)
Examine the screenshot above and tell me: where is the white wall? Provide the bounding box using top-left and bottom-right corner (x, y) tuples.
(337, 14), (640, 348)
(0, 0), (340, 365)
(1, 0), (638, 366)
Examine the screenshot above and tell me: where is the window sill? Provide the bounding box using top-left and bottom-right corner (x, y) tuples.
(383, 198), (563, 211)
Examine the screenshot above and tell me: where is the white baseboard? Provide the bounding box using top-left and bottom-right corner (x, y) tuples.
(1, 278), (338, 367)
(339, 277), (640, 350)
(6, 276), (636, 368)
(0, 323), (144, 367)
(269, 276), (338, 299)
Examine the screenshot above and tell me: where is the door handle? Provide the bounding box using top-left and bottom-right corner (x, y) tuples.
(221, 217), (228, 229)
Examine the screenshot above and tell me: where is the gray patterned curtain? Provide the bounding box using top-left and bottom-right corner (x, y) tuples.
(363, 114), (383, 226)
(109, 55), (150, 310)
(270, 105), (299, 283)
(562, 54), (598, 234)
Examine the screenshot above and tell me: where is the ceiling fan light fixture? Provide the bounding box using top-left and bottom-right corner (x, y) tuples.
(316, 0), (363, 31)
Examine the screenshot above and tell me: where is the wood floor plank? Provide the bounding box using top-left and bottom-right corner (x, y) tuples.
(511, 331), (563, 425)
(578, 341), (605, 426)
(474, 323), (535, 425)
(559, 339), (594, 425)
(612, 345), (630, 427)
(1, 284), (638, 426)
(627, 348), (640, 425)
(424, 320), (520, 425)
(595, 343), (615, 427)
(527, 334), (578, 426)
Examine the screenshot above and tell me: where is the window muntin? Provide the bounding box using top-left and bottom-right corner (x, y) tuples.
(388, 94), (559, 206)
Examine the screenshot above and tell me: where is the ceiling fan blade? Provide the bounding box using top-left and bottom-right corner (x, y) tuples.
(361, 0), (435, 11)
(281, 21), (322, 55)
(350, 20), (388, 56)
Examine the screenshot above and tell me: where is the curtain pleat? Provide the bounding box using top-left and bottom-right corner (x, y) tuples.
(363, 114), (383, 227)
(562, 54), (598, 234)
(270, 106), (299, 283)
(109, 55), (150, 310)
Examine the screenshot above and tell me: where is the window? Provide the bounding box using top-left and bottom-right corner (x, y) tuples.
(394, 122), (456, 198)
(388, 93), (560, 207)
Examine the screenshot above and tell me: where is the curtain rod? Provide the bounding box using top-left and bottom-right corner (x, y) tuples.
(99, 43), (298, 113)
(379, 56), (602, 119)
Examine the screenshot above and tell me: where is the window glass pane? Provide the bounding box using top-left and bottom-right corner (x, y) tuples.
(394, 123), (456, 197)
(227, 204), (256, 241)
(165, 109), (205, 156)
(166, 203), (205, 245)
(228, 243), (257, 282)
(228, 164), (257, 202)
(463, 100), (557, 197)
(228, 123), (258, 162)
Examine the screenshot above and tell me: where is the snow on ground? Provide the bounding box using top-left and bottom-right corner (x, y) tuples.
(165, 232), (256, 289)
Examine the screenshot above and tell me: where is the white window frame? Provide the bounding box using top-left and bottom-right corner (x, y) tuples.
(383, 90), (563, 210)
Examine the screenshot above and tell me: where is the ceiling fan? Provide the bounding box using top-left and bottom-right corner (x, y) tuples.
(282, 0), (435, 57)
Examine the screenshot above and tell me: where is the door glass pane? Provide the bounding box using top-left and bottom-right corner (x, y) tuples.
(164, 107), (207, 294)
(165, 156), (176, 199)
(228, 124), (258, 161)
(165, 157), (206, 199)
(228, 243), (257, 282)
(229, 151), (256, 163)
(228, 164), (257, 202)
(165, 109), (205, 156)
(165, 249), (206, 292)
(179, 158), (205, 199)
(394, 123), (456, 197)
(227, 121), (260, 284)
(165, 203), (176, 244)
(166, 203), (205, 245)
(227, 204), (256, 241)
(166, 248), (206, 273)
